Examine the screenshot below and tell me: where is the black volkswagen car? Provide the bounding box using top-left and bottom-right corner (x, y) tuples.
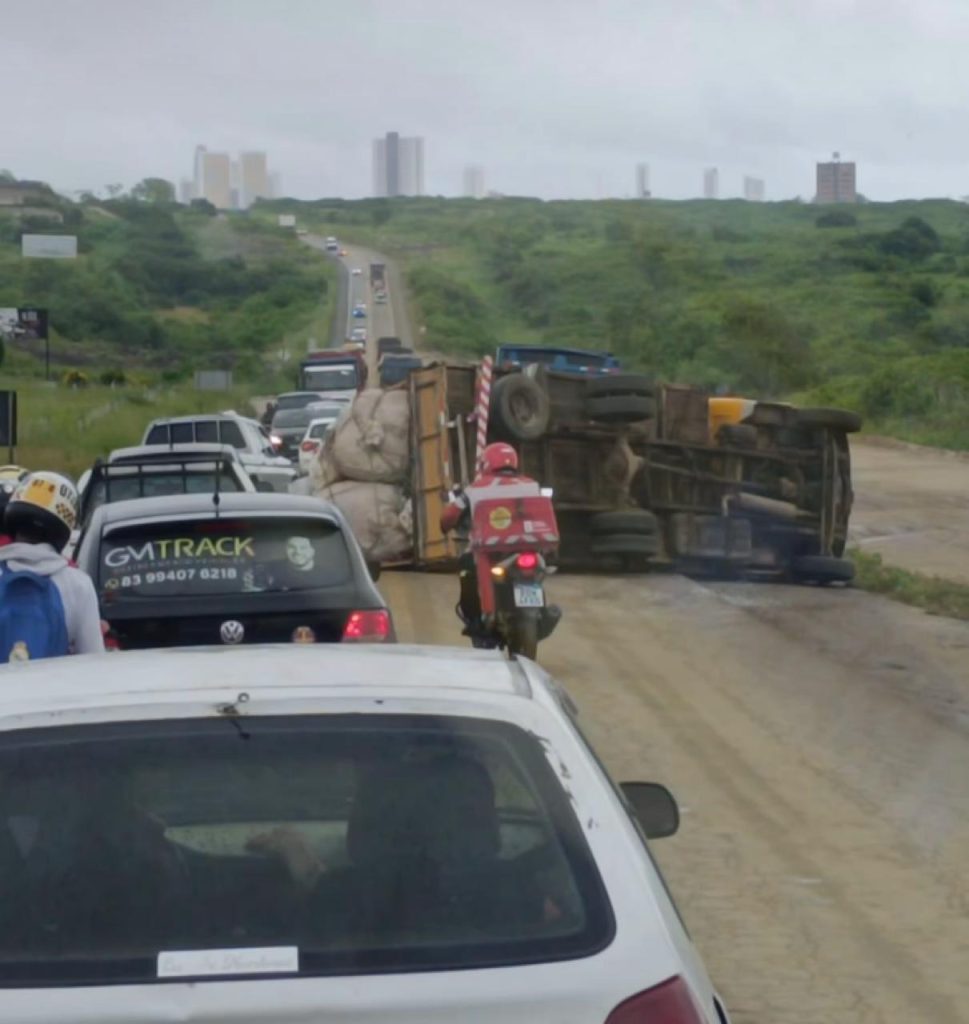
(75, 493), (394, 649)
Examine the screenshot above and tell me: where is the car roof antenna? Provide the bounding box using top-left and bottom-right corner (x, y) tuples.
(212, 453), (222, 516)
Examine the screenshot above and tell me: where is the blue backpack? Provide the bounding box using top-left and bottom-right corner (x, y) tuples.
(0, 567), (69, 662)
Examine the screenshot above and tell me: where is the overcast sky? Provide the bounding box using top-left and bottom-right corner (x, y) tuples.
(3, 0), (969, 202)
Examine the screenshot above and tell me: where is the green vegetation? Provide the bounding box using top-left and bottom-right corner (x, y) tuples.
(258, 195), (969, 447)
(849, 549), (969, 622)
(0, 195), (334, 385)
(11, 379), (259, 478)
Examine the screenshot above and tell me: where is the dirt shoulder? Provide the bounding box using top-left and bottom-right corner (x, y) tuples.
(849, 435), (969, 584)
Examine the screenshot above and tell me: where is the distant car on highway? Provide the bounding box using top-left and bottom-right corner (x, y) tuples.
(0, 645), (727, 1023)
(271, 394), (342, 459)
(76, 491), (392, 649)
(325, 236), (339, 252)
(141, 413), (297, 492)
(350, 327), (367, 344)
(352, 305), (367, 319)
(298, 410), (343, 475)
(351, 267), (363, 276)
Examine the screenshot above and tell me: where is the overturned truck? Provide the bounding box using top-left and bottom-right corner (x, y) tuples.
(406, 363), (858, 583)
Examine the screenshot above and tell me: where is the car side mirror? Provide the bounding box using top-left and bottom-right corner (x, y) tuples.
(366, 560), (382, 582)
(620, 782), (680, 839)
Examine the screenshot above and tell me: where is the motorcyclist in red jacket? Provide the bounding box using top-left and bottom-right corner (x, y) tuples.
(441, 442), (546, 639)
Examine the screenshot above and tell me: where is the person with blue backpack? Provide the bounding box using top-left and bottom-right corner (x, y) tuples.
(0, 472), (104, 662)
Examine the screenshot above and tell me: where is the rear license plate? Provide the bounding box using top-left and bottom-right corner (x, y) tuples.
(513, 584), (545, 608)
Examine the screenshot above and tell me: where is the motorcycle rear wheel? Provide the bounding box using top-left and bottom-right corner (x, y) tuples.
(507, 610), (540, 661)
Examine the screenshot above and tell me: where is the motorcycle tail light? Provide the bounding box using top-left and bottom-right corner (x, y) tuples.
(516, 552), (539, 571)
(342, 609), (391, 643)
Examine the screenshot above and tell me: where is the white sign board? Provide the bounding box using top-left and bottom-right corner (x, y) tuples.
(277, 214), (296, 228)
(21, 234), (77, 259)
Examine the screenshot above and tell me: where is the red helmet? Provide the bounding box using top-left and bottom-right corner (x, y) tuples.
(477, 442), (518, 475)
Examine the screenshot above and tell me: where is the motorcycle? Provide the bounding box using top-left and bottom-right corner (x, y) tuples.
(458, 489), (562, 661)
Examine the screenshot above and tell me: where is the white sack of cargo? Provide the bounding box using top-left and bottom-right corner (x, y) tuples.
(319, 389), (410, 485)
(316, 480), (413, 563)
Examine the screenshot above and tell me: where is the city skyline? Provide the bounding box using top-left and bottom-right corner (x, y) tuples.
(4, 2), (968, 203)
(373, 132), (425, 198)
(185, 145), (273, 210)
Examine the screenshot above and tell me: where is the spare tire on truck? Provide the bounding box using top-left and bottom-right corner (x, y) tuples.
(585, 374), (655, 424)
(490, 374), (551, 442)
(794, 408), (863, 433)
(790, 554), (855, 585)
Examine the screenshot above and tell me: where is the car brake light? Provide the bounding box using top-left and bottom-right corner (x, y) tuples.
(516, 552), (538, 570)
(300, 440), (319, 452)
(604, 977), (704, 1024)
(342, 609), (391, 642)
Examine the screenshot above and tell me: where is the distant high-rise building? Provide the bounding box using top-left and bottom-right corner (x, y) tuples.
(815, 153), (857, 203)
(269, 172), (281, 199)
(201, 151), (231, 209)
(373, 132), (425, 197)
(743, 176), (765, 202)
(463, 165), (485, 198)
(192, 145), (207, 200)
(240, 151), (270, 208)
(178, 179), (194, 204)
(703, 167), (719, 200)
(635, 163), (650, 198)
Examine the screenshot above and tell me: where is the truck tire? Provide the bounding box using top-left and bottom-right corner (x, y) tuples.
(586, 394), (655, 424)
(490, 374), (551, 442)
(790, 554), (855, 585)
(591, 533), (660, 557)
(591, 510), (659, 536)
(585, 374), (655, 399)
(794, 408), (863, 433)
(717, 423), (758, 448)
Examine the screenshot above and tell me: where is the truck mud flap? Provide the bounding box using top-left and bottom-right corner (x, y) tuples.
(668, 513), (752, 562)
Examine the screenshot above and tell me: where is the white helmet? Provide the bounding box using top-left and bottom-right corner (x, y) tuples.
(4, 472), (78, 552)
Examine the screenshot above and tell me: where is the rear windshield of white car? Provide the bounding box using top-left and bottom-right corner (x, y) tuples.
(97, 517), (352, 599)
(85, 468), (243, 515)
(302, 365), (358, 390)
(0, 715), (613, 986)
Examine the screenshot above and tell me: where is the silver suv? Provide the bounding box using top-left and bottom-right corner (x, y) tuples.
(141, 413), (297, 492)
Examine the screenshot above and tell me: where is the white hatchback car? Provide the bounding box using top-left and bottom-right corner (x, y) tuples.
(0, 646), (730, 1023)
(298, 415), (339, 474)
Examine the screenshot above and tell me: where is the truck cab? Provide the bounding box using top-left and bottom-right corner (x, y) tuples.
(495, 344), (621, 377)
(298, 350), (367, 397)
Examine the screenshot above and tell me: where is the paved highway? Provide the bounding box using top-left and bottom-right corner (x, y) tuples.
(300, 235), (969, 1021)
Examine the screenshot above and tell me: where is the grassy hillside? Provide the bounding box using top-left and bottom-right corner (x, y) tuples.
(0, 198), (334, 388)
(260, 196), (969, 448)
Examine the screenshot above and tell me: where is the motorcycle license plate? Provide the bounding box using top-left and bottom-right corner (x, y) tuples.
(513, 584), (545, 608)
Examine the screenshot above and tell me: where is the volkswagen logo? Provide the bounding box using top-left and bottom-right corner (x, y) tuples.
(220, 620), (245, 645)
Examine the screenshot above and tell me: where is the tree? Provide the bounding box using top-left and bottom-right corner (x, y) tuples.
(105, 183), (125, 198)
(130, 177), (176, 204)
(189, 197), (217, 216)
(717, 297), (813, 395)
(0, 169), (15, 183)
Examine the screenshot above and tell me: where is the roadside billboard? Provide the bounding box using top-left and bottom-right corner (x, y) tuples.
(277, 214), (296, 228)
(21, 234), (77, 259)
(194, 369), (233, 391)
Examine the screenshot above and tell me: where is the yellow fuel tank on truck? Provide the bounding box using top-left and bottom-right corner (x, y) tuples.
(708, 397), (756, 442)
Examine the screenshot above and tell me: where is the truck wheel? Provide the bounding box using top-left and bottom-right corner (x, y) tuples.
(794, 408), (863, 433)
(790, 554), (855, 585)
(585, 374), (655, 399)
(717, 424), (758, 448)
(490, 374), (550, 441)
(591, 510), (659, 535)
(586, 394), (655, 424)
(591, 533), (660, 557)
